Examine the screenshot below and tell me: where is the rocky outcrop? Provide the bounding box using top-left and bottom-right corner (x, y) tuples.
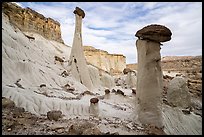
(135, 24), (172, 128)
(68, 7), (94, 90)
(127, 56), (202, 72)
(161, 56), (202, 72)
(84, 46), (126, 75)
(167, 77), (191, 108)
(2, 2), (64, 43)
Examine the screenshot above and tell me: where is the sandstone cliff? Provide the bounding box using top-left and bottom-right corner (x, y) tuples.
(2, 2), (64, 44)
(127, 56), (202, 72)
(84, 46), (126, 75)
(161, 56), (202, 72)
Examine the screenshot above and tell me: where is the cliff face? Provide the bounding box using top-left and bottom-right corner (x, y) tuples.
(161, 56), (202, 72)
(127, 56), (202, 72)
(84, 46), (126, 75)
(2, 2), (64, 44)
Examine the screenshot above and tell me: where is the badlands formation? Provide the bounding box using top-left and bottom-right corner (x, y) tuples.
(2, 2), (202, 135)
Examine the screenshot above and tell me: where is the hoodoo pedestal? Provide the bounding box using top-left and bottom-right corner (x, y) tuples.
(68, 7), (94, 90)
(135, 24), (172, 128)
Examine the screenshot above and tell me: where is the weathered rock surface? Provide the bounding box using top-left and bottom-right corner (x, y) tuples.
(161, 56), (202, 72)
(73, 7), (85, 18)
(167, 77), (191, 108)
(127, 56), (202, 72)
(68, 7), (94, 90)
(135, 24), (172, 43)
(47, 110), (62, 121)
(125, 71), (137, 88)
(2, 2), (64, 43)
(84, 46), (126, 75)
(136, 39), (163, 128)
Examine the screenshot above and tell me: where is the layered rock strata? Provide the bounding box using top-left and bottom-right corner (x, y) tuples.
(84, 46), (126, 75)
(2, 2), (64, 43)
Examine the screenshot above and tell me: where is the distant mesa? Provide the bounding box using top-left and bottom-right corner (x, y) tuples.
(135, 24), (172, 43)
(73, 7), (85, 18)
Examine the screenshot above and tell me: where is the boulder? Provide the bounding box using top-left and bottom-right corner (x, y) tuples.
(90, 98), (99, 104)
(105, 89), (110, 94)
(47, 110), (62, 121)
(167, 77), (191, 108)
(135, 24), (172, 43)
(116, 89), (125, 96)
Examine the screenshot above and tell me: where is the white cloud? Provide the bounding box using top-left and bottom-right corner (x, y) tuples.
(19, 2), (202, 64)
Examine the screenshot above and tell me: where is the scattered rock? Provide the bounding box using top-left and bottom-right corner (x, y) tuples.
(182, 109), (191, 115)
(116, 89), (125, 96)
(127, 122), (134, 130)
(25, 34), (35, 40)
(14, 79), (24, 89)
(112, 89), (116, 93)
(68, 87), (75, 91)
(132, 88), (136, 94)
(81, 90), (95, 96)
(63, 83), (70, 88)
(54, 56), (64, 63)
(61, 71), (69, 77)
(176, 73), (182, 77)
(105, 89), (110, 94)
(90, 98), (99, 104)
(40, 84), (46, 88)
(47, 110), (62, 121)
(163, 75), (174, 80)
(123, 68), (132, 74)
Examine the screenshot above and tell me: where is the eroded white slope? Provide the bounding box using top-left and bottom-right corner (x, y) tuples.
(2, 13), (90, 116)
(2, 13), (129, 121)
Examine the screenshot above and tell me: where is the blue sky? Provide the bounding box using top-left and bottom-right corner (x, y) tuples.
(16, 2), (202, 64)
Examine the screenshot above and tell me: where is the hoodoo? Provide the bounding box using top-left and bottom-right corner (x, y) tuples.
(135, 24), (172, 128)
(68, 7), (94, 90)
